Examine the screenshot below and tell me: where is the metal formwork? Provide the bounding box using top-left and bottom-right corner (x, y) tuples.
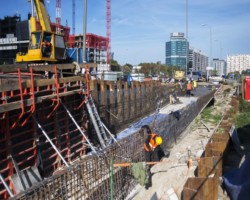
(0, 66), (89, 199)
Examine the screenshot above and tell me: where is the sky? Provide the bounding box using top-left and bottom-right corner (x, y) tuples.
(1, 0), (250, 65)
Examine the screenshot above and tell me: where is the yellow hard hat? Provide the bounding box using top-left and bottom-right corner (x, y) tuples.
(155, 136), (163, 145)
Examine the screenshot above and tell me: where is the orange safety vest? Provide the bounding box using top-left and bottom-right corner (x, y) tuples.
(187, 83), (192, 90)
(144, 133), (158, 151)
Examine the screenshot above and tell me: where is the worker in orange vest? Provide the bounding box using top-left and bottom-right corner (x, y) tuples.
(144, 133), (163, 162)
(186, 81), (193, 97)
(142, 125), (164, 189)
(141, 125), (164, 162)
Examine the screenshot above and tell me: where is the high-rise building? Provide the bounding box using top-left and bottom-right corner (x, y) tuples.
(165, 32), (189, 70)
(227, 55), (250, 74)
(212, 58), (227, 76)
(189, 47), (208, 73)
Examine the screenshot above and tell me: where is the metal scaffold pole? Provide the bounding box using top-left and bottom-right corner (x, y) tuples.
(0, 174), (14, 197)
(32, 116), (69, 167)
(61, 101), (97, 153)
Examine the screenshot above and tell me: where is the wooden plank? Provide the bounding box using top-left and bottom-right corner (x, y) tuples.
(0, 89), (81, 113)
(198, 156), (222, 177)
(205, 142), (227, 157)
(129, 82), (135, 120)
(0, 76), (85, 92)
(211, 133), (229, 143)
(183, 177), (218, 200)
(0, 64), (28, 72)
(0, 63), (97, 73)
(116, 81), (124, 124)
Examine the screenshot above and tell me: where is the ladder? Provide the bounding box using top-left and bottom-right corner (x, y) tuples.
(85, 94), (109, 149)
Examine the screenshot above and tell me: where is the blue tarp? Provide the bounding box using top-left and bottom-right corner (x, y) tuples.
(223, 155), (250, 200)
(66, 48), (89, 63)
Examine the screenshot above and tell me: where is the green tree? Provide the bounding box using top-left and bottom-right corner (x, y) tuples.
(139, 62), (167, 77)
(122, 63), (133, 74)
(110, 59), (121, 71)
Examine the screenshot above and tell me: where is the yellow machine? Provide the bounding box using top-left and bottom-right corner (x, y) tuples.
(16, 0), (66, 63)
(174, 70), (185, 81)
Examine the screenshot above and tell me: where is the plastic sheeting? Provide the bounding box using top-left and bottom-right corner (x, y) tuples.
(223, 155), (250, 200)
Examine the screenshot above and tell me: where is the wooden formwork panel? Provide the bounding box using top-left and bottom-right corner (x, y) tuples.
(211, 133), (230, 143)
(198, 156), (222, 177)
(183, 177), (218, 200)
(205, 142), (227, 157)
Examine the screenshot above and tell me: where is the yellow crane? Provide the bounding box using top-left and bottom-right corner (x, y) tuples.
(16, 0), (67, 63)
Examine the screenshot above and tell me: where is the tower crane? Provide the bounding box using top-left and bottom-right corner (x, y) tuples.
(106, 0), (111, 65)
(56, 0), (61, 34)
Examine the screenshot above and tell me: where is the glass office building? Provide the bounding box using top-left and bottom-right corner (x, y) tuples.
(165, 32), (189, 70)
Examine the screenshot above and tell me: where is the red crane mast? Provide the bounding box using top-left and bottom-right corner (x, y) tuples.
(56, 0), (61, 34)
(72, 0), (75, 35)
(106, 0), (111, 65)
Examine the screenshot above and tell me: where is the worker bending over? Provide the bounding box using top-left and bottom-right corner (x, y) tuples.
(141, 125), (164, 189)
(144, 132), (163, 162)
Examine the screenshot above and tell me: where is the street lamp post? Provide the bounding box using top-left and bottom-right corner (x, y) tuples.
(202, 24), (212, 80)
(83, 0), (87, 63)
(186, 0), (188, 78)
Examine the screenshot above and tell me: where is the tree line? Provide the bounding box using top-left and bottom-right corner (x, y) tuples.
(111, 60), (181, 78)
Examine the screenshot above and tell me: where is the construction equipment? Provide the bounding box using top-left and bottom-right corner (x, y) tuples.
(16, 0), (67, 63)
(174, 70), (185, 81)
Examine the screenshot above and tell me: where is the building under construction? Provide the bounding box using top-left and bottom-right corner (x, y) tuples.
(0, 14), (108, 68)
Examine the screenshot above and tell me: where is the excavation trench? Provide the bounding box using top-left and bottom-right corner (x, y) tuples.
(10, 88), (216, 199)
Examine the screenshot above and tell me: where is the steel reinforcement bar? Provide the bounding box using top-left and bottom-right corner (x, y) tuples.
(10, 132), (144, 200)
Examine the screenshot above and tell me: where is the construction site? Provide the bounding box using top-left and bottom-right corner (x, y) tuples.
(1, 63), (250, 200)
(1, 0), (250, 200)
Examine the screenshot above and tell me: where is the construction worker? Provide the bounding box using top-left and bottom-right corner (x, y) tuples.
(186, 81), (193, 97)
(192, 79), (197, 92)
(143, 128), (164, 189)
(42, 39), (51, 57)
(144, 132), (163, 162)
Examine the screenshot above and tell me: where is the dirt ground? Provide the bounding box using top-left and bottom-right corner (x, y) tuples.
(126, 84), (235, 200)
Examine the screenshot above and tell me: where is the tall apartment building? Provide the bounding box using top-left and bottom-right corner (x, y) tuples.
(212, 58), (227, 76)
(227, 54), (250, 74)
(0, 15), (29, 64)
(189, 47), (208, 73)
(165, 32), (189, 70)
